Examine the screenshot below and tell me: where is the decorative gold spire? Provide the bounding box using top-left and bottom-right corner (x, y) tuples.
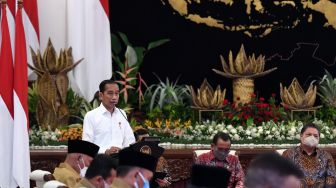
(280, 78), (317, 109)
(213, 44), (277, 79)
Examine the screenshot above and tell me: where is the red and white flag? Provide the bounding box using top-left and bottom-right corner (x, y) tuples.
(0, 2), (15, 188)
(22, 0), (39, 80)
(66, 0), (112, 101)
(12, 2), (30, 187)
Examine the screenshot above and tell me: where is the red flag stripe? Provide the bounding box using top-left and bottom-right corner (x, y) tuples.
(23, 0), (39, 40)
(0, 3), (14, 118)
(99, 0), (109, 19)
(6, 0), (15, 18)
(14, 3), (28, 127)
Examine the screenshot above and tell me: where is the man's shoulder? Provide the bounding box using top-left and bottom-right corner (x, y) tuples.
(197, 151), (213, 161)
(116, 107), (127, 117)
(227, 154), (239, 161)
(318, 148), (333, 159)
(111, 178), (132, 188)
(84, 106), (102, 118)
(77, 178), (96, 188)
(284, 146), (298, 153)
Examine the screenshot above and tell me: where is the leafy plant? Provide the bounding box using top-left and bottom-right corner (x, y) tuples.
(80, 99), (100, 120)
(28, 83), (39, 127)
(318, 70), (336, 107)
(144, 76), (191, 111)
(67, 89), (86, 124)
(317, 106), (336, 125)
(111, 32), (170, 110)
(146, 104), (194, 122)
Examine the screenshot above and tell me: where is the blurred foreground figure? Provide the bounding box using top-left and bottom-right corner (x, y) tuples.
(245, 152), (303, 188)
(188, 164), (231, 188)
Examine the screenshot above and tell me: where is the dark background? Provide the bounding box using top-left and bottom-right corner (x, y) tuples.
(110, 0), (336, 101)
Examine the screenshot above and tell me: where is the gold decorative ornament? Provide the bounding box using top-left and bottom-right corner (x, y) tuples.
(189, 79), (226, 109)
(161, 0), (336, 37)
(28, 39), (83, 130)
(213, 44), (277, 104)
(280, 78), (317, 109)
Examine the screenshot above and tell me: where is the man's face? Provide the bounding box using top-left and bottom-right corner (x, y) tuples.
(281, 175), (301, 188)
(300, 127), (319, 146)
(136, 169), (153, 188)
(213, 138), (231, 152)
(99, 83), (119, 110)
(81, 154), (93, 167)
(105, 169), (117, 185)
(121, 167), (139, 188)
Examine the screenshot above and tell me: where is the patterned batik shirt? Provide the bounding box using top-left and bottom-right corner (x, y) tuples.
(196, 150), (244, 188)
(283, 146), (336, 188)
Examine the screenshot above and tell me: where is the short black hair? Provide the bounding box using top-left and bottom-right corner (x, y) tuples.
(135, 128), (149, 136)
(245, 152), (303, 188)
(85, 154), (118, 180)
(300, 123), (320, 136)
(99, 80), (117, 92)
(212, 132), (231, 145)
(117, 166), (137, 178)
(134, 128), (149, 141)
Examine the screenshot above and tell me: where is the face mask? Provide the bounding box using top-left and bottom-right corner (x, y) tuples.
(303, 135), (319, 147)
(104, 180), (110, 188)
(134, 172), (150, 188)
(214, 148), (229, 161)
(77, 157), (88, 177)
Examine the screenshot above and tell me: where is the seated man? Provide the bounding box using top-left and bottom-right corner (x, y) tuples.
(245, 152), (303, 188)
(196, 132), (244, 188)
(74, 154), (117, 188)
(282, 123), (336, 187)
(112, 148), (159, 188)
(53, 140), (99, 187)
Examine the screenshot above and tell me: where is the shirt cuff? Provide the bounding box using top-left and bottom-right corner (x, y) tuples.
(98, 147), (107, 154)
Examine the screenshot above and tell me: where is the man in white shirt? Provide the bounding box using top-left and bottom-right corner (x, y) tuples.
(83, 80), (135, 155)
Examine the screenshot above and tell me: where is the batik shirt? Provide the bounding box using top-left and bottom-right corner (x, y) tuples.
(196, 150), (244, 188)
(283, 146), (336, 188)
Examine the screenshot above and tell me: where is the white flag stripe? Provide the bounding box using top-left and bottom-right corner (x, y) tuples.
(0, 97), (14, 188)
(67, 0), (112, 101)
(13, 93), (30, 188)
(22, 10), (39, 80)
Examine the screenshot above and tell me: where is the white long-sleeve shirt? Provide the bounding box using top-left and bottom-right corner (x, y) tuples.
(83, 104), (135, 153)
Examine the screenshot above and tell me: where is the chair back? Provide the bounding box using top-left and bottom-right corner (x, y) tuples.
(30, 170), (54, 188)
(43, 180), (68, 188)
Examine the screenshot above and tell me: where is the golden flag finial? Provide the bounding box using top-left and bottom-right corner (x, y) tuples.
(18, 0), (23, 8)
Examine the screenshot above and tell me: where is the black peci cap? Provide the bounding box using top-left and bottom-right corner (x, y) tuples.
(68, 140), (99, 158)
(118, 148), (159, 173)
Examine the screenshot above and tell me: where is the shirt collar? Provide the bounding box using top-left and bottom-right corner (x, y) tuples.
(299, 145), (319, 156)
(97, 103), (116, 115)
(60, 162), (80, 176)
